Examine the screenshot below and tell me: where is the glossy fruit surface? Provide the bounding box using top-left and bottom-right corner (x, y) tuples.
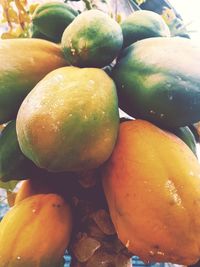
(103, 119), (200, 265)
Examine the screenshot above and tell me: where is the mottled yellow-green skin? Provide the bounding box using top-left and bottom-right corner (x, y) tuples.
(16, 66), (119, 172)
(0, 38), (67, 124)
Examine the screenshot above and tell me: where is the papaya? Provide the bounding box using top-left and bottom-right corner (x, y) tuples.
(120, 10), (170, 48)
(16, 66), (119, 172)
(112, 37), (200, 128)
(102, 119), (200, 265)
(0, 194), (72, 267)
(0, 38), (67, 124)
(169, 126), (197, 156)
(61, 9), (123, 67)
(30, 24), (55, 42)
(0, 121), (37, 182)
(32, 2), (78, 42)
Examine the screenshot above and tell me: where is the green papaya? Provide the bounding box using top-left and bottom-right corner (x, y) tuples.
(0, 121), (36, 182)
(112, 37), (200, 128)
(169, 126), (197, 156)
(121, 10), (170, 48)
(32, 2), (78, 42)
(0, 38), (67, 124)
(30, 24), (55, 42)
(61, 9), (123, 68)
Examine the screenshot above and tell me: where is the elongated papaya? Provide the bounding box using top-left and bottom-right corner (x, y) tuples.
(112, 37), (200, 128)
(102, 119), (200, 265)
(0, 38), (67, 123)
(0, 194), (72, 267)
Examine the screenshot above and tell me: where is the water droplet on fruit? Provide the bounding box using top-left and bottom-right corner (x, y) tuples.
(149, 250), (155, 256)
(125, 240), (130, 248)
(32, 209), (36, 213)
(17, 256), (21, 260)
(157, 251), (165, 256)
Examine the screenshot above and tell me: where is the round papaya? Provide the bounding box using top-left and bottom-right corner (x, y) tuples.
(102, 119), (200, 265)
(32, 2), (78, 42)
(120, 10), (170, 48)
(16, 66), (119, 172)
(112, 37), (200, 128)
(61, 9), (123, 67)
(0, 194), (72, 267)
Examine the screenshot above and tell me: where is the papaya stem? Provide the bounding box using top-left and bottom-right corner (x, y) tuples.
(82, 0), (92, 10)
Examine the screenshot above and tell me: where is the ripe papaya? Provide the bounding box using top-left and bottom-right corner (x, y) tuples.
(121, 10), (170, 48)
(112, 37), (200, 128)
(16, 66), (119, 172)
(61, 9), (123, 67)
(32, 2), (78, 42)
(0, 38), (67, 124)
(0, 194), (72, 267)
(102, 119), (200, 265)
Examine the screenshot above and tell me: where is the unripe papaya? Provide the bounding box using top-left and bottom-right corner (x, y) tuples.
(61, 9), (123, 68)
(169, 126), (197, 156)
(0, 121), (37, 182)
(121, 10), (170, 48)
(112, 37), (200, 128)
(32, 2), (78, 42)
(0, 194), (72, 267)
(102, 119), (200, 265)
(0, 38), (67, 124)
(16, 66), (119, 172)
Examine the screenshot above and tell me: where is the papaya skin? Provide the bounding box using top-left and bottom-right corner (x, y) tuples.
(32, 2), (78, 42)
(112, 37), (200, 128)
(0, 38), (67, 124)
(102, 119), (200, 265)
(0, 194), (72, 267)
(16, 66), (119, 172)
(121, 10), (170, 48)
(61, 9), (123, 68)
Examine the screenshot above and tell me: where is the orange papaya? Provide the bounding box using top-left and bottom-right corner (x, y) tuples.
(102, 119), (200, 265)
(0, 194), (72, 267)
(0, 38), (67, 123)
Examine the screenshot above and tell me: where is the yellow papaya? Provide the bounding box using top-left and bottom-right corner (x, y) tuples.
(102, 119), (200, 265)
(0, 194), (72, 267)
(0, 38), (67, 123)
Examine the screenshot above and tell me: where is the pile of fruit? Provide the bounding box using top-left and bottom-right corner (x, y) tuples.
(1, 1), (200, 266)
